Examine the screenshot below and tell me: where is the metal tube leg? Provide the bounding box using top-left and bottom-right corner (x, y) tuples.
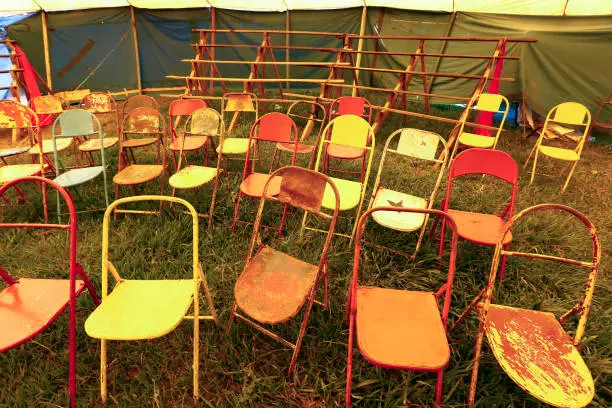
(345, 308), (356, 407)
(468, 319), (487, 407)
(231, 192), (243, 232)
(562, 160), (578, 192)
(434, 369), (444, 407)
(226, 302), (238, 333)
(101, 339), (108, 403)
(530, 148), (539, 185)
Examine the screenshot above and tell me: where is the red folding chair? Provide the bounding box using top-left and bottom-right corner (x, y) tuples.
(168, 98), (210, 170)
(231, 112), (298, 237)
(433, 148), (518, 279)
(346, 207), (459, 406)
(0, 176), (99, 408)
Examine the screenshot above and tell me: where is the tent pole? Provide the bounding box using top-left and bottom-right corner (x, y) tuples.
(285, 10), (290, 91)
(130, 6), (143, 94)
(427, 11), (456, 95)
(210, 7), (216, 94)
(41, 11), (53, 91)
(352, 5), (367, 97)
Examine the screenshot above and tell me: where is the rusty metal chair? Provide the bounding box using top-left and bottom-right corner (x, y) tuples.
(168, 98), (209, 171)
(79, 92), (119, 160)
(122, 94), (158, 119)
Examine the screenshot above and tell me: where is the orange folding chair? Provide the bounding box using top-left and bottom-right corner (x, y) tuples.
(79, 92), (119, 161)
(323, 96), (373, 179)
(433, 148), (518, 278)
(168, 98), (210, 170)
(228, 166), (340, 376)
(465, 204), (601, 408)
(231, 112), (298, 237)
(0, 176), (99, 408)
(346, 207), (459, 407)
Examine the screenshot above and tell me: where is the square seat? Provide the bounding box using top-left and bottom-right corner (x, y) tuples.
(371, 189), (427, 232)
(169, 136), (209, 152)
(28, 138), (72, 155)
(356, 287), (449, 371)
(483, 304), (594, 408)
(217, 138), (250, 155)
(276, 142), (314, 154)
(539, 146), (579, 161)
(326, 144), (366, 160)
(447, 209), (512, 246)
(54, 166), (105, 188)
(79, 137), (118, 152)
(0, 278), (85, 352)
(122, 137), (158, 149)
(239, 173), (282, 197)
(113, 164), (164, 185)
(234, 246), (318, 325)
(169, 165), (217, 189)
(322, 177), (361, 211)
(458, 132), (496, 148)
(0, 164), (43, 183)
(85, 280), (194, 340)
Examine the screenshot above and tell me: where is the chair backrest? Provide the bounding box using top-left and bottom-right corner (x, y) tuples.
(0, 101), (38, 129)
(29, 95), (66, 115)
(186, 107), (223, 137)
(593, 92), (611, 127)
(459, 93), (509, 138)
(122, 107), (165, 135)
(169, 99), (208, 137)
(222, 92), (258, 113)
(483, 204), (601, 346)
(52, 109), (105, 174)
(80, 92), (116, 114)
(331, 96), (373, 122)
(540, 102), (591, 154)
(287, 100), (327, 143)
(123, 95), (158, 116)
(352, 207), (460, 328)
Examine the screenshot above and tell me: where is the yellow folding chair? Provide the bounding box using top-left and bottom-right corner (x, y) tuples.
(84, 195), (219, 403)
(301, 115), (375, 243)
(218, 92), (259, 172)
(524, 102), (591, 192)
(228, 166), (340, 376)
(450, 93), (509, 161)
(464, 204), (601, 407)
(366, 128), (448, 259)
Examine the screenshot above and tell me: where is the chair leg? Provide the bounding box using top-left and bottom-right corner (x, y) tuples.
(523, 142), (538, 169)
(226, 302), (238, 333)
(467, 318), (488, 407)
(207, 175), (220, 227)
(530, 148), (539, 185)
(434, 369), (444, 407)
(68, 293), (77, 408)
(300, 212), (309, 238)
(100, 339), (108, 403)
(288, 282), (319, 377)
(562, 160), (578, 192)
(231, 192), (244, 232)
(438, 217), (446, 260)
(278, 203), (289, 239)
(345, 308), (356, 407)
(192, 278), (200, 400)
(499, 243), (509, 281)
(412, 216), (429, 261)
(360, 153), (366, 183)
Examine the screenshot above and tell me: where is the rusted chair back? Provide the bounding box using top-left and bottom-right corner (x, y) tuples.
(123, 94), (158, 117)
(29, 95), (67, 115)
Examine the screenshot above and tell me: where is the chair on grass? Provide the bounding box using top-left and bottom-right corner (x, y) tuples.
(84, 195), (219, 403)
(52, 109), (110, 219)
(433, 148), (518, 279)
(29, 95), (72, 173)
(346, 207), (459, 407)
(122, 94), (158, 118)
(79, 92), (119, 157)
(218, 92), (259, 172)
(450, 93), (509, 161)
(366, 128), (448, 259)
(168, 98), (210, 171)
(524, 102), (591, 192)
(302, 115), (375, 243)
(169, 107), (224, 223)
(228, 166), (340, 376)
(0, 176), (99, 408)
(465, 204), (600, 408)
(231, 112), (298, 237)
(323, 96), (373, 179)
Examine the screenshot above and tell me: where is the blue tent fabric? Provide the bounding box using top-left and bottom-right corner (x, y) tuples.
(1, 13), (34, 100)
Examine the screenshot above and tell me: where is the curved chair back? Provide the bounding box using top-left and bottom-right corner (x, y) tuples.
(29, 95), (67, 115)
(121, 107), (166, 135)
(0, 101), (39, 150)
(245, 112), (298, 174)
(168, 98), (207, 138)
(330, 96), (373, 123)
(80, 92), (117, 114)
(123, 94), (158, 117)
(541, 102), (591, 153)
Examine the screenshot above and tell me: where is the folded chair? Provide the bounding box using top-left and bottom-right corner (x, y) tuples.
(168, 98), (210, 170)
(366, 128), (448, 259)
(346, 207), (459, 407)
(524, 102), (591, 192)
(228, 166), (340, 376)
(231, 112), (298, 237)
(302, 115), (375, 243)
(0, 176), (99, 408)
(79, 92), (119, 156)
(169, 107), (224, 223)
(466, 204), (601, 408)
(85, 195), (219, 403)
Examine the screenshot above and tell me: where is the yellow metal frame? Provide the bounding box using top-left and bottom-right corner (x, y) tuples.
(524, 102), (591, 192)
(92, 195), (219, 403)
(301, 114), (375, 243)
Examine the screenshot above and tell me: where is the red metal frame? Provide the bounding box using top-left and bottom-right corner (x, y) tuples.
(0, 176), (99, 408)
(346, 206), (459, 407)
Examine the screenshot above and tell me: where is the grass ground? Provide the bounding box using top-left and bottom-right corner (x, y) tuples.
(0, 93), (610, 407)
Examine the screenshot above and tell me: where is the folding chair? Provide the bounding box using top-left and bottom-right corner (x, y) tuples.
(113, 108), (166, 209)
(524, 102), (591, 192)
(52, 109), (110, 219)
(218, 92), (259, 172)
(323, 96), (373, 179)
(432, 148), (518, 279)
(228, 166), (340, 376)
(465, 204), (601, 408)
(346, 206), (459, 407)
(122, 94), (158, 118)
(231, 112), (298, 237)
(169, 107), (224, 223)
(29, 95), (72, 173)
(271, 100), (327, 170)
(592, 92), (611, 131)
(79, 92), (119, 156)
(450, 93), (509, 161)
(168, 98), (210, 171)
(302, 115), (375, 243)
(0, 176), (99, 408)
(366, 128), (448, 259)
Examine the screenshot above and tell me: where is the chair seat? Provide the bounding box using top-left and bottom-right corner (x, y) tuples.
(217, 138), (249, 155)
(85, 280), (194, 340)
(0, 146), (30, 158)
(371, 189), (427, 232)
(356, 287), (449, 370)
(234, 246), (318, 325)
(458, 132), (496, 148)
(447, 209), (512, 246)
(54, 166), (105, 188)
(113, 164), (163, 185)
(0, 164), (43, 184)
(122, 137), (158, 149)
(240, 173), (282, 197)
(78, 137), (118, 152)
(539, 146), (579, 161)
(322, 177), (362, 211)
(0, 278), (85, 352)
(276, 142), (314, 154)
(483, 304), (594, 407)
(169, 136), (209, 152)
(326, 144), (366, 160)
(169, 165), (217, 189)
(28, 138), (72, 155)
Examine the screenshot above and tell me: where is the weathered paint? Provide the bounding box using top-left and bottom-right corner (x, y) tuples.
(82, 93), (114, 114)
(125, 108), (161, 134)
(30, 95), (64, 115)
(225, 93), (256, 112)
(277, 166), (326, 213)
(0, 101), (35, 129)
(190, 108), (219, 135)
